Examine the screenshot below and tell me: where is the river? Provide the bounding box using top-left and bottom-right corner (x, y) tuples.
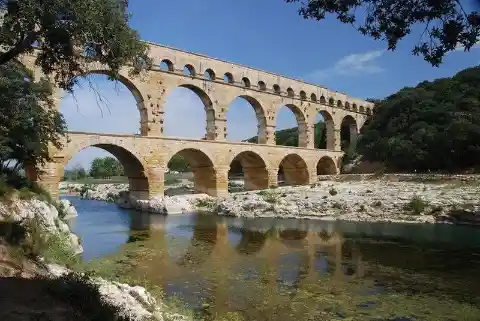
(63, 196), (480, 321)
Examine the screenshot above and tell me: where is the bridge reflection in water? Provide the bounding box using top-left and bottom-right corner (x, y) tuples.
(126, 213), (367, 317)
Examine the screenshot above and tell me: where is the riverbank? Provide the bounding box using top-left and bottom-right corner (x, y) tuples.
(0, 194), (190, 321)
(63, 175), (480, 225)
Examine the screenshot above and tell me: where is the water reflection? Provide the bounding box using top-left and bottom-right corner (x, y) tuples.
(67, 196), (480, 320)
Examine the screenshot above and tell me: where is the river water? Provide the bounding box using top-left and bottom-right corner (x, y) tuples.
(63, 196), (480, 321)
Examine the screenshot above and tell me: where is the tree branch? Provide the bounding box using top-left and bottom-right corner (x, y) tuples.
(0, 30), (39, 65)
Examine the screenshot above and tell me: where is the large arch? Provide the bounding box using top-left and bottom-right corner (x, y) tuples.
(167, 148), (216, 195)
(316, 156), (337, 175)
(340, 115), (358, 152)
(275, 104), (307, 147)
(62, 142), (149, 199)
(164, 84), (215, 140)
(314, 110), (335, 150)
(226, 95), (267, 144)
(62, 70), (148, 135)
(278, 154), (309, 186)
(229, 151), (268, 191)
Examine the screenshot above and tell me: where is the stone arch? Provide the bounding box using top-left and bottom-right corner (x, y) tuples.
(275, 104), (308, 147)
(183, 64), (196, 76)
(328, 97), (335, 106)
(242, 77), (251, 88)
(315, 110), (335, 150)
(62, 141), (150, 199)
(345, 101), (351, 110)
(175, 83), (215, 140)
(359, 105), (365, 113)
(320, 95), (326, 104)
(300, 90), (307, 100)
(287, 87), (295, 98)
(204, 68), (216, 80)
(168, 148), (217, 195)
(366, 107), (372, 115)
(229, 95), (268, 144)
(341, 115), (358, 151)
(229, 150), (268, 191)
(278, 154), (309, 186)
(159, 59), (174, 72)
(258, 81), (267, 91)
(311, 93), (317, 102)
(352, 103), (358, 112)
(68, 70), (149, 135)
(273, 84), (281, 94)
(337, 100), (343, 108)
(317, 156), (337, 175)
(224, 72), (234, 84)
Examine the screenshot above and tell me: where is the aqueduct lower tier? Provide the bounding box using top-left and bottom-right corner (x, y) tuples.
(34, 132), (343, 199)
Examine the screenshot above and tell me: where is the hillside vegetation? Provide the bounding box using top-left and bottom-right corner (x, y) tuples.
(358, 66), (480, 173)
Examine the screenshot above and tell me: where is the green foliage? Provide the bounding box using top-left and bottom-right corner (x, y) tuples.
(257, 190), (280, 204)
(0, 167), (53, 203)
(0, 0), (151, 91)
(89, 157), (124, 178)
(195, 198), (216, 211)
(404, 195), (429, 215)
(168, 154), (191, 172)
(286, 0), (479, 66)
(62, 164), (87, 181)
(358, 66), (480, 172)
(0, 61), (67, 172)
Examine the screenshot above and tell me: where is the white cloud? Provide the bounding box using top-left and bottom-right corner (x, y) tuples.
(308, 50), (385, 81)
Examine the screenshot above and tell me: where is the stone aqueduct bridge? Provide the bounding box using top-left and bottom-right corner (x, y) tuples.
(20, 41), (374, 199)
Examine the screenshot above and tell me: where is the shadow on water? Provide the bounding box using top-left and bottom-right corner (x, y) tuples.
(65, 196), (480, 321)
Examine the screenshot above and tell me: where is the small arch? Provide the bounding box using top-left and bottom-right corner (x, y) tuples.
(242, 77), (251, 88)
(258, 81), (267, 91)
(328, 97), (335, 106)
(273, 84), (281, 94)
(310, 93), (317, 102)
(168, 148), (216, 195)
(159, 59), (174, 72)
(224, 72), (234, 84)
(317, 156), (337, 175)
(183, 64), (196, 77)
(226, 95), (267, 144)
(320, 96), (326, 104)
(366, 107), (372, 115)
(204, 68), (216, 81)
(337, 100), (343, 108)
(229, 151), (268, 191)
(276, 104), (308, 147)
(345, 102), (351, 110)
(278, 154), (309, 186)
(287, 87), (295, 98)
(352, 103), (358, 112)
(359, 105), (365, 113)
(300, 90), (307, 100)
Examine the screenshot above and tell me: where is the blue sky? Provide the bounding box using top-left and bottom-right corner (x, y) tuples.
(63, 0), (480, 170)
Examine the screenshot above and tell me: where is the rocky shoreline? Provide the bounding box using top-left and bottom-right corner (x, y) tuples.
(0, 196), (190, 321)
(62, 178), (480, 225)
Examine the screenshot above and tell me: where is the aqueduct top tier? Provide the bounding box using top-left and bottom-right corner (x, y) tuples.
(21, 40), (373, 150)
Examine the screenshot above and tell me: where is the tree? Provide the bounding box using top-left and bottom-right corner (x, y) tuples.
(0, 61), (67, 172)
(0, 0), (151, 90)
(286, 0), (480, 66)
(168, 155), (191, 172)
(89, 156), (123, 178)
(62, 164), (87, 181)
(357, 66), (480, 172)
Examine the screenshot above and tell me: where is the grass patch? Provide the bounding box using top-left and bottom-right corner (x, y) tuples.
(257, 190), (280, 204)
(195, 198), (216, 211)
(404, 195), (429, 215)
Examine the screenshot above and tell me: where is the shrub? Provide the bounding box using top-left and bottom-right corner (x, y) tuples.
(358, 204), (366, 212)
(195, 198), (216, 210)
(18, 186), (34, 200)
(332, 202), (343, 209)
(404, 195), (429, 215)
(372, 200), (382, 207)
(329, 188), (338, 196)
(258, 190), (279, 204)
